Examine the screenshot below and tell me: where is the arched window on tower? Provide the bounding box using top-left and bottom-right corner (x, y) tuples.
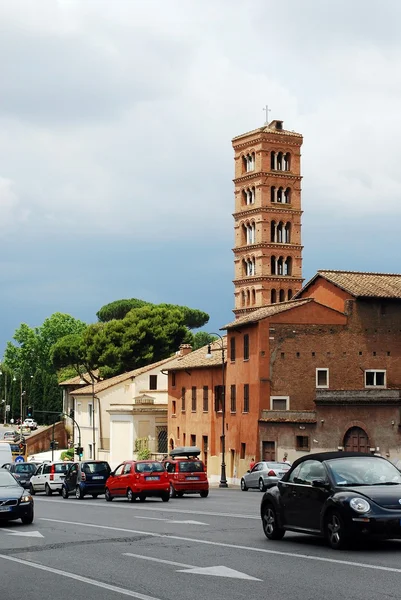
(246, 222), (256, 244)
(284, 257), (292, 276)
(287, 289), (293, 300)
(277, 222), (284, 243)
(277, 187), (284, 203)
(277, 152), (283, 171)
(284, 153), (291, 171)
(270, 220), (276, 243)
(271, 255), (276, 275)
(245, 258), (255, 276)
(279, 289), (285, 302)
(277, 256), (284, 275)
(246, 289), (251, 305)
(252, 289), (256, 305)
(285, 222), (291, 243)
(241, 290), (246, 307)
(284, 188), (291, 203)
(271, 289), (277, 304)
(271, 152), (276, 170)
(271, 186), (276, 203)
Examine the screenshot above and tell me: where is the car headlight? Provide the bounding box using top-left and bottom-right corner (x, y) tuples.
(350, 497), (370, 513)
(21, 495), (32, 503)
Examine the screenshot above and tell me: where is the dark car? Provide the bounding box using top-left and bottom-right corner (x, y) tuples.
(163, 447), (209, 498)
(1, 462), (40, 489)
(0, 468), (34, 524)
(61, 460), (111, 499)
(105, 460), (170, 503)
(261, 451), (401, 549)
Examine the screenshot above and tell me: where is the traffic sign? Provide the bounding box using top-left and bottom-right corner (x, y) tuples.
(14, 455), (25, 463)
(5, 405), (10, 412)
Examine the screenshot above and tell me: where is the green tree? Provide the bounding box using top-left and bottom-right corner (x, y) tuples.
(191, 331), (217, 350)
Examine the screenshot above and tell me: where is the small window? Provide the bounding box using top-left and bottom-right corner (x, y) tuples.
(203, 386), (208, 412)
(191, 386), (197, 412)
(190, 434), (196, 446)
(214, 386), (224, 412)
(88, 403), (93, 427)
(243, 384), (249, 413)
(316, 368), (329, 388)
(230, 385), (236, 413)
(365, 370), (386, 387)
(243, 334), (249, 360)
(88, 444), (93, 459)
(149, 375), (157, 390)
(171, 372), (176, 388)
(271, 396), (289, 410)
(172, 400), (176, 415)
(177, 426), (180, 439)
(296, 436), (309, 451)
(181, 387), (186, 411)
(240, 443), (246, 460)
(230, 337), (236, 361)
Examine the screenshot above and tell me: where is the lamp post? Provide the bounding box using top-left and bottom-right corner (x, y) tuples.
(206, 333), (228, 488)
(91, 375), (96, 460)
(0, 368), (7, 425)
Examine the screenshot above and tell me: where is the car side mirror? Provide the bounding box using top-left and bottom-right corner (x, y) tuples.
(246, 469), (250, 473)
(109, 472), (114, 477)
(312, 478), (329, 488)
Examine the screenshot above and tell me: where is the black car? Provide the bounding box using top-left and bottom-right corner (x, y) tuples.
(261, 451), (401, 549)
(61, 460), (111, 499)
(1, 462), (40, 489)
(0, 468), (34, 524)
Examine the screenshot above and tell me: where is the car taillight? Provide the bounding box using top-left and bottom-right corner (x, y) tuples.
(50, 464), (55, 481)
(81, 472), (86, 481)
(267, 470), (276, 477)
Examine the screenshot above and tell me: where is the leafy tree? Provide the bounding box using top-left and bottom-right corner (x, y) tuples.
(97, 299), (148, 322)
(191, 331), (217, 350)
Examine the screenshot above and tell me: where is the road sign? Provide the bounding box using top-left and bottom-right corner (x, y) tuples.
(14, 455), (25, 463)
(5, 405), (10, 412)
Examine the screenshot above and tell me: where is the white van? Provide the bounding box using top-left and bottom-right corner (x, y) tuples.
(0, 442), (13, 466)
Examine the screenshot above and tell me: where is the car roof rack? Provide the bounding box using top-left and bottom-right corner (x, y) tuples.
(169, 446), (201, 459)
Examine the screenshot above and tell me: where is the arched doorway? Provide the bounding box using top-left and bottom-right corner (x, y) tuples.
(343, 427), (369, 453)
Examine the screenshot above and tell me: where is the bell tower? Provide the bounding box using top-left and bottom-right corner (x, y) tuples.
(232, 119), (303, 315)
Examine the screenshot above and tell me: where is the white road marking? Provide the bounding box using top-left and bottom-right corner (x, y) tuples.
(34, 497), (257, 519)
(1, 528), (44, 538)
(40, 518), (401, 576)
(0, 554), (161, 600)
(123, 552), (261, 581)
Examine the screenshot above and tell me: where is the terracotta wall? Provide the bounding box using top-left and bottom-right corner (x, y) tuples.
(26, 421), (68, 455)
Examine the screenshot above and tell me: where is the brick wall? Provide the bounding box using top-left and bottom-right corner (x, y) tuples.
(26, 421), (68, 455)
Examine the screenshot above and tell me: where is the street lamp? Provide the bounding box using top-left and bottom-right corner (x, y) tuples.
(206, 333), (228, 488)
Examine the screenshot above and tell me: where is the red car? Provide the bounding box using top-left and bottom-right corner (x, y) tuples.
(105, 460), (170, 503)
(163, 447), (209, 498)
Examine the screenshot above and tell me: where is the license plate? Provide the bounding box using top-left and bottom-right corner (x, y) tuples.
(278, 472), (286, 476)
(145, 476), (160, 481)
(0, 507), (11, 512)
(92, 476), (103, 480)
(186, 476), (199, 480)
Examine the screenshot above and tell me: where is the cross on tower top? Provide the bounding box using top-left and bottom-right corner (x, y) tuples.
(262, 105), (271, 125)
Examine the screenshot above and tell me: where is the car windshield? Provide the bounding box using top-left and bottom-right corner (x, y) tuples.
(135, 462), (164, 473)
(178, 461), (204, 473)
(327, 457), (401, 486)
(0, 470), (18, 486)
(265, 462), (290, 470)
(14, 464), (37, 474)
(53, 463), (69, 473)
(82, 462), (110, 474)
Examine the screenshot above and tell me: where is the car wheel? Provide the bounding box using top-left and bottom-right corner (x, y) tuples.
(21, 512), (34, 525)
(169, 484), (177, 498)
(262, 504), (285, 540)
(127, 488), (135, 503)
(61, 486), (68, 499)
(177, 491), (184, 498)
(325, 510), (348, 550)
(139, 494), (146, 503)
(200, 490), (209, 498)
(259, 478), (266, 493)
(75, 486), (84, 500)
(45, 483), (53, 496)
(161, 492), (170, 502)
(29, 483), (35, 495)
(240, 478), (248, 491)
(105, 488), (113, 502)
(92, 494), (98, 499)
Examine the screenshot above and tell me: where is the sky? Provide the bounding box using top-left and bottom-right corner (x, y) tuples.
(1, 0), (401, 353)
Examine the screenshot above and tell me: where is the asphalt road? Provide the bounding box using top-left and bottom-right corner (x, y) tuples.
(2, 489), (401, 600)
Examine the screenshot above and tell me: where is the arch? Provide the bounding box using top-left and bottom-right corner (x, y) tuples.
(270, 151), (276, 170)
(284, 152), (291, 171)
(277, 256), (284, 275)
(246, 289), (251, 305)
(158, 429), (168, 454)
(277, 221), (284, 243)
(271, 289), (277, 304)
(270, 186), (275, 203)
(277, 187), (284, 203)
(271, 255), (276, 275)
(285, 222), (291, 243)
(284, 187), (291, 203)
(241, 290), (246, 307)
(270, 220), (276, 243)
(241, 223), (248, 245)
(169, 438), (175, 451)
(279, 289), (285, 302)
(277, 152), (283, 170)
(287, 289), (293, 300)
(251, 289), (256, 305)
(284, 256), (292, 275)
(343, 427), (370, 453)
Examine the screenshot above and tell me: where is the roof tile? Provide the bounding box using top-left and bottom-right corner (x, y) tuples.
(221, 299), (313, 329)
(316, 270), (401, 298)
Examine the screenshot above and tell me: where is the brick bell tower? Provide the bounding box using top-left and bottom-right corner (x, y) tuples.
(232, 119), (304, 315)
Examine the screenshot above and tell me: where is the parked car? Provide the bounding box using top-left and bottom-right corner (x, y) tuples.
(30, 461), (69, 496)
(23, 418), (37, 430)
(261, 451), (401, 550)
(1, 462), (39, 489)
(163, 447), (209, 498)
(61, 460), (111, 499)
(0, 468), (34, 524)
(3, 430), (20, 442)
(241, 461), (291, 492)
(105, 460), (170, 503)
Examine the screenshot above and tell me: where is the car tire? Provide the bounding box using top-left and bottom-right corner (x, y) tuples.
(325, 510), (349, 550)
(161, 492), (170, 502)
(169, 484), (177, 498)
(92, 494), (98, 499)
(259, 478), (266, 493)
(61, 486), (68, 499)
(200, 490), (209, 498)
(29, 483), (35, 496)
(139, 494), (146, 503)
(240, 478), (248, 491)
(45, 483), (53, 496)
(21, 512), (34, 525)
(127, 488), (135, 503)
(262, 504), (285, 540)
(177, 491), (184, 498)
(105, 488), (113, 502)
(75, 486), (84, 500)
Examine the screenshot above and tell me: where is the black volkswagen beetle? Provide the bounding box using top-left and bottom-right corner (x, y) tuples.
(261, 452), (401, 549)
(0, 468), (34, 524)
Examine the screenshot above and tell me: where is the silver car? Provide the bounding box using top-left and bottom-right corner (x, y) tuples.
(241, 461), (291, 492)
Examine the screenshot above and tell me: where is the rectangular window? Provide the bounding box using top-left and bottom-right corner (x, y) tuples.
(88, 444), (93, 459)
(365, 370), (386, 387)
(191, 386), (197, 412)
(316, 368), (329, 388)
(230, 385), (236, 413)
(270, 396), (289, 410)
(243, 384), (249, 413)
(203, 386), (209, 412)
(177, 426), (180, 439)
(181, 387), (186, 411)
(296, 436), (309, 450)
(88, 403), (93, 427)
(172, 400), (176, 416)
(149, 375), (157, 390)
(183, 433), (186, 446)
(190, 434), (196, 446)
(214, 385), (224, 412)
(171, 372), (176, 388)
(240, 443), (246, 460)
(230, 337), (236, 361)
(243, 334), (249, 360)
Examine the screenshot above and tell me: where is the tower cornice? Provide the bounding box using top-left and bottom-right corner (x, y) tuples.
(233, 207), (303, 218)
(233, 172), (302, 184)
(233, 243), (303, 254)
